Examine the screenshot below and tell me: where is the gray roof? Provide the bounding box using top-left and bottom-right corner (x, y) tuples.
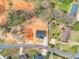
(61, 27), (71, 42)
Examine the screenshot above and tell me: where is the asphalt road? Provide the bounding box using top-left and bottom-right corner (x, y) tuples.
(0, 44), (74, 59)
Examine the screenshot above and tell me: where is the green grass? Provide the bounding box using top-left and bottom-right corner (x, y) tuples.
(59, 0), (72, 5)
(55, 43), (78, 54)
(0, 49), (9, 56)
(7, 10), (26, 28)
(70, 31), (79, 42)
(69, 45), (78, 54)
(48, 0), (71, 12)
(56, 19), (66, 24)
(56, 0), (71, 12)
(55, 43), (70, 52)
(72, 22), (79, 31)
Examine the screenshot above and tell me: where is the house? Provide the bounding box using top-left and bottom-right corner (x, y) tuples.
(23, 17), (48, 45)
(68, 2), (78, 23)
(69, 2), (78, 16)
(60, 26), (71, 42)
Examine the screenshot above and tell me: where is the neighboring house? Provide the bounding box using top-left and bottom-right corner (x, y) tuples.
(23, 18), (48, 45)
(60, 26), (71, 42)
(69, 2), (78, 16)
(68, 2), (78, 23)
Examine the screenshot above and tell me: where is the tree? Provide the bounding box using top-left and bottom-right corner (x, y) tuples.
(72, 22), (79, 31)
(34, 0), (51, 20)
(7, 10), (27, 29)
